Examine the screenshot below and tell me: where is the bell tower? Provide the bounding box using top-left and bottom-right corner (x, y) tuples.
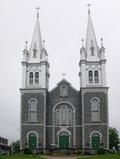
(20, 9), (50, 150)
(80, 6), (106, 88)
(79, 6), (109, 150)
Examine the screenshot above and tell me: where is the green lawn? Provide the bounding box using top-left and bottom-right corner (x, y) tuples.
(0, 154), (120, 159)
(0, 154), (46, 159)
(78, 154), (120, 159)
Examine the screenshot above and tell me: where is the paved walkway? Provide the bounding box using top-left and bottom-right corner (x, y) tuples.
(47, 157), (79, 159)
(46, 156), (91, 159)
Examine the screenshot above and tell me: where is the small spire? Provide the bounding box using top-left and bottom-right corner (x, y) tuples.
(85, 4), (98, 58)
(23, 40), (28, 54)
(87, 4), (91, 15)
(82, 38), (84, 47)
(25, 40), (28, 49)
(36, 7), (40, 18)
(29, 7), (43, 61)
(43, 40), (46, 48)
(101, 38), (103, 47)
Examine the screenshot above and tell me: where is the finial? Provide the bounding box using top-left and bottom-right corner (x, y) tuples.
(23, 40), (28, 51)
(87, 4), (91, 15)
(61, 73), (67, 79)
(101, 38), (103, 47)
(25, 40), (28, 47)
(43, 40), (46, 48)
(43, 40), (46, 50)
(36, 7), (40, 18)
(82, 38), (84, 47)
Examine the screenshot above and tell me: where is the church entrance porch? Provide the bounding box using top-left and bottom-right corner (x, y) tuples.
(28, 133), (37, 149)
(91, 133), (100, 150)
(58, 132), (70, 149)
(59, 136), (69, 149)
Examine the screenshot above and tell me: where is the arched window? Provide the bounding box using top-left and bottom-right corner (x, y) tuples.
(61, 106), (67, 125)
(88, 70), (93, 84)
(29, 99), (37, 123)
(60, 85), (68, 97)
(91, 98), (100, 122)
(29, 72), (33, 85)
(68, 109), (73, 125)
(35, 72), (39, 85)
(55, 110), (60, 125)
(94, 71), (99, 84)
(54, 105), (74, 126)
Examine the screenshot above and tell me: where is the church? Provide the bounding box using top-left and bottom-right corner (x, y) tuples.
(20, 8), (109, 150)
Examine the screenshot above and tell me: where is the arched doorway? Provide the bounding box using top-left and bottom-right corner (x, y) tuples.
(28, 133), (37, 149)
(59, 132), (69, 149)
(91, 133), (100, 150)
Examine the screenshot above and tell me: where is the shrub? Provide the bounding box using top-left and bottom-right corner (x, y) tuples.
(23, 148), (32, 154)
(97, 148), (106, 154)
(74, 150), (82, 155)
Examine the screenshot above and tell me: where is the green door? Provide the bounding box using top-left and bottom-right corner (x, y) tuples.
(59, 136), (69, 148)
(29, 133), (37, 149)
(92, 133), (100, 150)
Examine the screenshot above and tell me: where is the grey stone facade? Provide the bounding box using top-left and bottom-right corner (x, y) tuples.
(20, 9), (109, 151)
(20, 81), (109, 150)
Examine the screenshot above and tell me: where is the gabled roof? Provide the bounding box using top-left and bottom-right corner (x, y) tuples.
(50, 79), (78, 93)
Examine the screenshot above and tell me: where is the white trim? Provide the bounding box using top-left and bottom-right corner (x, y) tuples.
(47, 125), (82, 127)
(106, 93), (109, 149)
(52, 102), (76, 113)
(28, 98), (38, 123)
(90, 97), (100, 103)
(21, 123), (44, 125)
(89, 131), (102, 149)
(57, 129), (71, 148)
(82, 91), (85, 149)
(84, 123), (107, 126)
(90, 97), (100, 122)
(43, 92), (47, 149)
(27, 131), (39, 148)
(28, 98), (38, 104)
(52, 102), (76, 147)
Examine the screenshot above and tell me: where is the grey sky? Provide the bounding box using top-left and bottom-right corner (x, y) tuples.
(0, 0), (120, 143)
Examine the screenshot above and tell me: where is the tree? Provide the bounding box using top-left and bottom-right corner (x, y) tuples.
(109, 127), (119, 149)
(11, 140), (20, 153)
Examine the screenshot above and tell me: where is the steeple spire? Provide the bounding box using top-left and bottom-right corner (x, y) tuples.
(87, 4), (91, 15)
(36, 7), (40, 18)
(85, 5), (98, 60)
(29, 7), (43, 62)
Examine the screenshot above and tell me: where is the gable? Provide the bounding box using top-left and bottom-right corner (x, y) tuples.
(49, 79), (78, 98)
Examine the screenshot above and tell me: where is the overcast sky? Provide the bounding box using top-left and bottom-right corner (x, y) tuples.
(0, 0), (120, 143)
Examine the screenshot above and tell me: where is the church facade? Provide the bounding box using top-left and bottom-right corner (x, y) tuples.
(20, 9), (109, 150)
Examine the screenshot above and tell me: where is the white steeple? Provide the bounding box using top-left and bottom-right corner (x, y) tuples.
(21, 8), (50, 89)
(85, 6), (99, 61)
(79, 6), (107, 88)
(29, 8), (43, 62)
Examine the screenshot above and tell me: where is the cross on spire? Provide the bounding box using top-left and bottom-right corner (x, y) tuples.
(87, 4), (91, 15)
(61, 73), (67, 79)
(36, 7), (40, 18)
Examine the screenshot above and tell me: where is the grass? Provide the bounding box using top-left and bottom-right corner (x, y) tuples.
(0, 154), (46, 159)
(78, 154), (120, 159)
(0, 154), (120, 159)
